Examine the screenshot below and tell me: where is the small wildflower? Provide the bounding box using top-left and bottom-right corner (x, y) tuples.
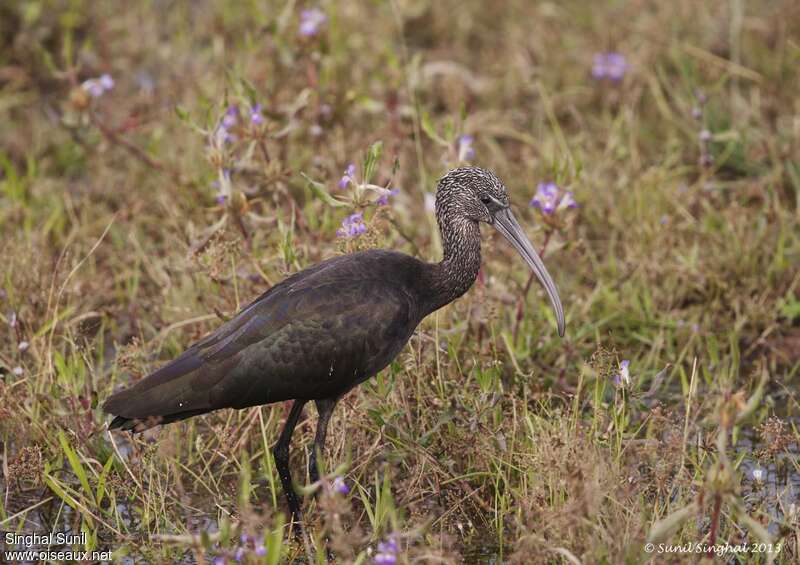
(211, 557), (226, 565)
(376, 188), (399, 206)
(84, 81), (104, 97)
(374, 536), (398, 565)
(309, 123), (323, 137)
(691, 106), (702, 120)
(18, 341), (29, 352)
(254, 544), (267, 557)
(752, 467), (765, 482)
(529, 182), (559, 214)
(699, 129), (712, 142)
(233, 547), (245, 562)
(250, 104), (263, 126)
(591, 52), (628, 81)
(332, 476), (349, 494)
(529, 182), (577, 214)
(659, 215), (669, 225)
(240, 533), (253, 545)
(374, 553), (397, 565)
(299, 8), (327, 37)
(99, 74), (114, 90)
(81, 73), (115, 98)
(12, 367), (23, 376)
(223, 105), (239, 129)
(337, 213), (367, 238)
(338, 163), (357, 189)
(557, 190), (578, 211)
(457, 135), (475, 161)
(613, 360), (631, 387)
(378, 540), (399, 554)
(214, 125), (234, 146)
(8, 311), (17, 328)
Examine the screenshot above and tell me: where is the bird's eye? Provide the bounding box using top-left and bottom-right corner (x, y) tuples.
(480, 196), (492, 205)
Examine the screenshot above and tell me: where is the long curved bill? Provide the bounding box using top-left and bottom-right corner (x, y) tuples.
(493, 208), (565, 337)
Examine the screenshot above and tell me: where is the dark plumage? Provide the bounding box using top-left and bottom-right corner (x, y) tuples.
(104, 166), (565, 524)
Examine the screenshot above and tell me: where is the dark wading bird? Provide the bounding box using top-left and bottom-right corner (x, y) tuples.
(104, 167), (565, 526)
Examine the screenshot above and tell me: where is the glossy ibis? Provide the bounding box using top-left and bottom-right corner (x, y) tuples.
(103, 166), (565, 524)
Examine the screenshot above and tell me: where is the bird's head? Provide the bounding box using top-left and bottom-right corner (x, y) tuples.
(436, 167), (566, 337)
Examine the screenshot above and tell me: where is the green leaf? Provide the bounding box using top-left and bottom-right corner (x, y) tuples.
(95, 456), (114, 507)
(301, 173), (347, 207)
(58, 430), (94, 504)
(174, 105), (191, 123)
(363, 141), (383, 184)
(420, 112), (449, 146)
(265, 514), (285, 565)
(780, 295), (800, 321)
(240, 77), (259, 105)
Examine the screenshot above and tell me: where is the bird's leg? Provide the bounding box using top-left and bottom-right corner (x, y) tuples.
(272, 399), (307, 527)
(308, 398), (337, 486)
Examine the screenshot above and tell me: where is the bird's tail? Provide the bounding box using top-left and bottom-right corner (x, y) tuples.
(106, 409), (210, 433)
(103, 347), (227, 433)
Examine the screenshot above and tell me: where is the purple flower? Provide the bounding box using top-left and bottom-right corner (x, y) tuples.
(81, 74), (115, 98)
(377, 539), (398, 554)
(529, 182), (559, 214)
(223, 105), (239, 129)
(374, 536), (398, 564)
(99, 74), (114, 90)
(699, 129), (712, 142)
(374, 554), (397, 565)
(214, 125), (234, 146)
(529, 183), (577, 215)
(337, 213), (367, 238)
(591, 53), (628, 81)
(250, 104), (263, 125)
(12, 367), (23, 376)
(376, 188), (399, 206)
(233, 547), (245, 562)
(254, 544), (267, 556)
(457, 135), (475, 161)
(84, 81), (104, 97)
(332, 476), (349, 494)
(613, 360), (631, 387)
(299, 8), (327, 37)
(239, 533), (253, 545)
(338, 163), (356, 189)
(558, 191), (577, 211)
(212, 557), (226, 565)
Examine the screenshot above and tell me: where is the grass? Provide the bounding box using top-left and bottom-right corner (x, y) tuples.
(1, 0), (799, 562)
